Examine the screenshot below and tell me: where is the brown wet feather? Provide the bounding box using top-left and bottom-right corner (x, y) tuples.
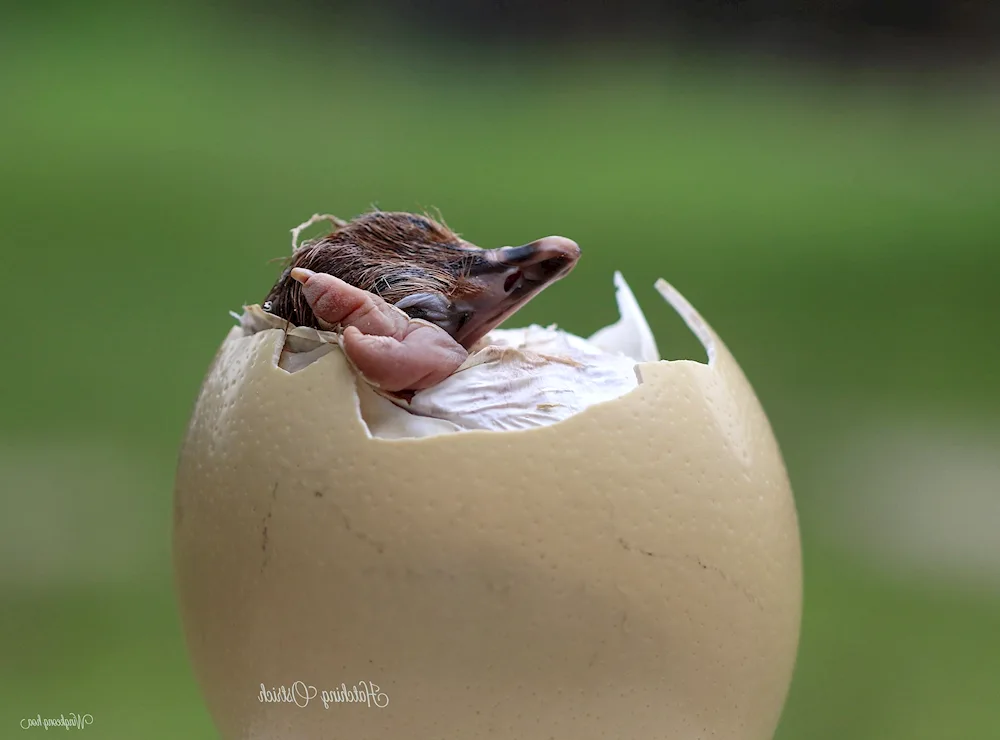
(264, 210), (483, 329)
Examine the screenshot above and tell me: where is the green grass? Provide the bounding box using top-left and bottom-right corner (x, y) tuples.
(2, 6), (999, 738)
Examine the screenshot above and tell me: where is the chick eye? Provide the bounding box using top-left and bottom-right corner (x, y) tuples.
(393, 293), (462, 335)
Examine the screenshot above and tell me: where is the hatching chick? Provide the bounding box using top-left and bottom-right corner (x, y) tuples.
(265, 211), (580, 392)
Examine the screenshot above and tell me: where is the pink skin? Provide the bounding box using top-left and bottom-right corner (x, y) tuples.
(290, 268), (467, 392)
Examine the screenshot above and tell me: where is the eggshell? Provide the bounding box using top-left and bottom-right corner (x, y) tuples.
(173, 279), (801, 740)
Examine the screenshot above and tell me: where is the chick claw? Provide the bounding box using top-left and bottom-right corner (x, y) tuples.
(290, 268), (467, 392)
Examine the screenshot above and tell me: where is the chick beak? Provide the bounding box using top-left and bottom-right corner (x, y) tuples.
(454, 235), (581, 348)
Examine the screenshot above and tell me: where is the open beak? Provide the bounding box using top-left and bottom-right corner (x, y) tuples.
(453, 235), (581, 348)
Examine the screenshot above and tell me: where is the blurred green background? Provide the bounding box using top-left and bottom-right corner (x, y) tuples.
(2, 3), (999, 738)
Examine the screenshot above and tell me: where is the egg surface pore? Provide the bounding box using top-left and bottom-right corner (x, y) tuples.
(173, 276), (801, 740)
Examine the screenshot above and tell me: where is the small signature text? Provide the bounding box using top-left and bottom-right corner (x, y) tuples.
(259, 681), (388, 709)
(20, 713), (93, 731)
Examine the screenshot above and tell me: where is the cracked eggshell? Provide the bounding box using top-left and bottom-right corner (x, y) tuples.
(173, 280), (801, 740)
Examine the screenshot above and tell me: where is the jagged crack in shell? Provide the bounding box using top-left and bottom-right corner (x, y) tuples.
(235, 272), (723, 440)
